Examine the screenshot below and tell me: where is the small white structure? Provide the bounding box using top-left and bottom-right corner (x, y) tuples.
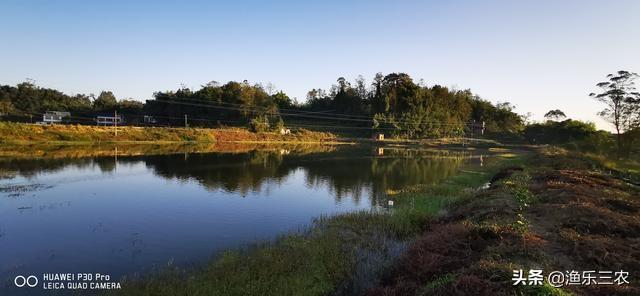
(279, 128), (291, 135)
(96, 115), (123, 126)
(143, 115), (157, 124)
(42, 111), (70, 124)
(373, 133), (385, 141)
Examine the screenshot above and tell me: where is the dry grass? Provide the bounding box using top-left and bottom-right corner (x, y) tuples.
(367, 149), (640, 295)
(0, 122), (337, 144)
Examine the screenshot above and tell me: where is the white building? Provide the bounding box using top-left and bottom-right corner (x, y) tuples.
(143, 115), (157, 124)
(96, 115), (123, 126)
(42, 111), (70, 124)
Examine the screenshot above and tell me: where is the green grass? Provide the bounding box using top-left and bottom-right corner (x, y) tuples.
(108, 153), (527, 296)
(419, 273), (456, 295)
(393, 154), (527, 216)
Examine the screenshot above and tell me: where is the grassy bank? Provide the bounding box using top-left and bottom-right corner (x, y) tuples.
(106, 152), (524, 296)
(370, 147), (640, 295)
(0, 122), (337, 144)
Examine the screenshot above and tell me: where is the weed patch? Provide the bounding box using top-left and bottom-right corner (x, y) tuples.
(367, 148), (639, 295)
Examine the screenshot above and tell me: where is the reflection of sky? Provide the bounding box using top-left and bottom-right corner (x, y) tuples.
(0, 158), (373, 295)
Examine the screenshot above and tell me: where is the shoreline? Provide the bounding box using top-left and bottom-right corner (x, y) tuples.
(0, 141), (345, 160)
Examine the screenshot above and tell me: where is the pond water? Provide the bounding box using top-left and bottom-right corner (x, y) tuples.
(0, 144), (490, 294)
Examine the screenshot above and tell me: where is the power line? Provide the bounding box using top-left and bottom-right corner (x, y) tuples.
(6, 97), (486, 135)
(3, 111), (482, 134)
(153, 98), (375, 123)
(154, 94), (376, 120)
(152, 97), (481, 127)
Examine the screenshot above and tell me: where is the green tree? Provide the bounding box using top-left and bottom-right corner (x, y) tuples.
(0, 81), (94, 114)
(14, 82), (39, 113)
(589, 70), (640, 156)
(93, 91), (118, 111)
(271, 91), (292, 109)
(118, 99), (144, 113)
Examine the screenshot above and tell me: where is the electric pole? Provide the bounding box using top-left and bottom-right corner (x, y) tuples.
(471, 120), (475, 139)
(184, 114), (188, 128)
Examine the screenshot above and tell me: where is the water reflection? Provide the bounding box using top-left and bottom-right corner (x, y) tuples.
(2, 146), (473, 207)
(0, 144), (491, 295)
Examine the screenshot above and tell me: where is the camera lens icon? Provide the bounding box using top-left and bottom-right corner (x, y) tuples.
(14, 275), (38, 288)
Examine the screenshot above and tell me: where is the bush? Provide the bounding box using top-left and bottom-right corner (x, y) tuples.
(248, 116), (270, 132)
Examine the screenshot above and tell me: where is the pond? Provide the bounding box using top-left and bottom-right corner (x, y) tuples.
(0, 144), (491, 294)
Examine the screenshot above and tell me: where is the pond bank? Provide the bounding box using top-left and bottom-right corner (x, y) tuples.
(0, 142), (339, 159)
(0, 122), (338, 144)
(369, 147), (640, 295)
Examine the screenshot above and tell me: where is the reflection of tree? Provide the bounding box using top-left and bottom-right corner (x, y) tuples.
(0, 156), (149, 179)
(95, 158), (117, 173)
(0, 143), (335, 179)
(129, 147), (471, 205)
(1, 145), (475, 205)
(0, 168), (17, 179)
(144, 151), (289, 195)
(300, 149), (467, 206)
(0, 158), (98, 179)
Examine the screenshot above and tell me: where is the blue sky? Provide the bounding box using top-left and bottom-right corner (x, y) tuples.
(1, 0), (639, 130)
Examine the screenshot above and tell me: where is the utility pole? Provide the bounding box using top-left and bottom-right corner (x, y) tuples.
(114, 110), (118, 137)
(481, 121), (485, 136)
(184, 114), (188, 128)
(471, 120), (475, 139)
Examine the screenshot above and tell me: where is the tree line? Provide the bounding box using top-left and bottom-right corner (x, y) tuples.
(305, 73), (523, 138)
(0, 73), (524, 137)
(2, 71), (639, 158)
(522, 70), (640, 158)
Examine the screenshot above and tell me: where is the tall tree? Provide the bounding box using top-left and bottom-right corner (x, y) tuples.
(93, 91), (118, 111)
(271, 91), (292, 109)
(589, 70), (640, 156)
(370, 73), (386, 114)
